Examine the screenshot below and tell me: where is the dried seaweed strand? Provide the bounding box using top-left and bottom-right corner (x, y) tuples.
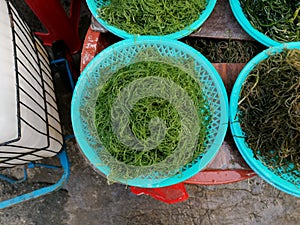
(240, 0), (300, 42)
(238, 49), (300, 177)
(184, 38), (264, 63)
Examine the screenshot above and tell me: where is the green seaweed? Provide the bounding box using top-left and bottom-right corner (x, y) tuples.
(240, 0), (300, 42)
(98, 0), (207, 35)
(95, 61), (210, 167)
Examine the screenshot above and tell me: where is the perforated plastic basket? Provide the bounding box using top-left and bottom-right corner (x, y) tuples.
(229, 0), (281, 47)
(85, 0), (216, 39)
(71, 37), (228, 188)
(230, 42), (300, 197)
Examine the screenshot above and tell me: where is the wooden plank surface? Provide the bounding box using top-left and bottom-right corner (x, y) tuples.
(191, 0), (253, 41)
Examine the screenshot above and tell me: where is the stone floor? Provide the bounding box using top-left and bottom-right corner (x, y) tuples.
(0, 1), (299, 225)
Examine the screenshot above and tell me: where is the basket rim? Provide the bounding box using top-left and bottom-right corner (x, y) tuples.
(229, 42), (300, 197)
(71, 37), (228, 187)
(86, 0), (217, 40)
(229, 0), (281, 47)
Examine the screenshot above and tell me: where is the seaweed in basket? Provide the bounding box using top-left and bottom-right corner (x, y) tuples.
(94, 61), (211, 181)
(238, 49), (300, 182)
(240, 0), (300, 42)
(98, 0), (207, 35)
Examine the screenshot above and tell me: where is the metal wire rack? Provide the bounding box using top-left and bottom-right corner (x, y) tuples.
(0, 0), (63, 167)
(0, 0), (71, 208)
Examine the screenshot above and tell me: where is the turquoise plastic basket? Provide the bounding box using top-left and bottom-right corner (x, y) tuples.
(71, 37), (228, 188)
(229, 0), (281, 47)
(230, 42), (300, 197)
(85, 0), (217, 40)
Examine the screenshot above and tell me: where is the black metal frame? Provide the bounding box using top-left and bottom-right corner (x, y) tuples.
(0, 1), (63, 167)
